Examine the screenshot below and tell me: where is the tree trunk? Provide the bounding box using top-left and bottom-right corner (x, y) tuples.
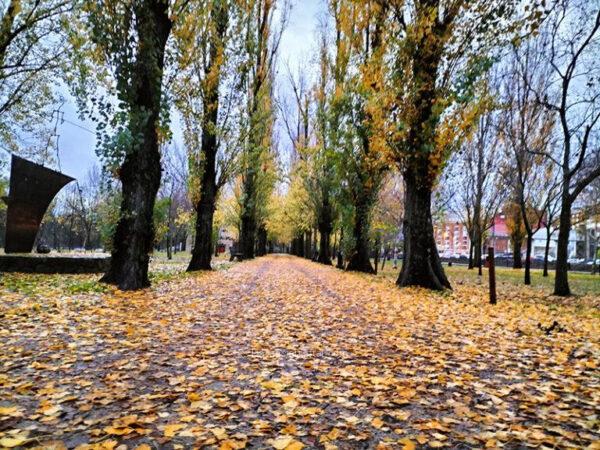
(318, 227), (332, 264)
(188, 196), (215, 271)
(524, 232), (532, 285)
(554, 198), (572, 296)
(257, 224), (267, 256)
(240, 195), (256, 259)
(336, 228), (344, 269)
(512, 237), (523, 269)
(396, 174), (451, 290)
(100, 0), (172, 290)
(317, 189), (333, 264)
(543, 226), (551, 277)
(346, 199), (374, 273)
(316, 200), (333, 265)
(374, 235), (380, 275)
(166, 230), (172, 260)
(468, 239), (474, 269)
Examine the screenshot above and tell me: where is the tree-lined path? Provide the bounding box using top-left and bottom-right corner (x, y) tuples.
(1, 255), (599, 449)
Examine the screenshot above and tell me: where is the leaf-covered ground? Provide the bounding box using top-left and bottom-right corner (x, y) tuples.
(0, 255), (599, 449)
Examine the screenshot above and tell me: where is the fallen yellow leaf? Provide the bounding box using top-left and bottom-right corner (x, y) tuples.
(398, 438), (416, 450)
(0, 436), (29, 448)
(371, 417), (384, 429)
(270, 436), (293, 449)
(0, 406), (19, 416)
(164, 423), (186, 437)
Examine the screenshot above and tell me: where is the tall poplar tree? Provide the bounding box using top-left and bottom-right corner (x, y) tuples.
(378, 0), (543, 290)
(174, 0), (235, 271)
(239, 0), (284, 259)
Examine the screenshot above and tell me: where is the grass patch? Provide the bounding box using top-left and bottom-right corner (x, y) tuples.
(374, 261), (600, 295)
(0, 273), (110, 296)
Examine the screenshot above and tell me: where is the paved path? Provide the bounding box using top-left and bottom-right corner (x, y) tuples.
(0, 255), (598, 449)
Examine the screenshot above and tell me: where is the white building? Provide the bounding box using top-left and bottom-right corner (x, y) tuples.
(532, 219), (599, 261)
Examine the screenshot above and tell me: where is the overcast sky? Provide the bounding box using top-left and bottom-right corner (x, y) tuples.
(52, 0), (325, 181)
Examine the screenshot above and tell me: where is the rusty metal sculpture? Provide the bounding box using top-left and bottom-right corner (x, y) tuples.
(2, 155), (74, 253)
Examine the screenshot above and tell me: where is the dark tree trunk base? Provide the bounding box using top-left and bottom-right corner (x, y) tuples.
(317, 229), (332, 265)
(345, 258), (374, 273)
(396, 174), (451, 291)
(187, 257), (213, 272)
(554, 202), (572, 296)
(256, 225), (267, 256)
(240, 214), (256, 260)
(188, 201), (216, 272)
(336, 252), (344, 269)
(317, 255), (332, 265)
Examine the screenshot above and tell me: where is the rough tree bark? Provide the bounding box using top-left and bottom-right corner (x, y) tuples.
(101, 0), (172, 290)
(397, 171), (451, 290)
(346, 198), (375, 273)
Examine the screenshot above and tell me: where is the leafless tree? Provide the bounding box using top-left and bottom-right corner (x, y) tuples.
(0, 0), (71, 148)
(500, 38), (555, 285)
(528, 0), (600, 295)
(451, 109), (505, 275)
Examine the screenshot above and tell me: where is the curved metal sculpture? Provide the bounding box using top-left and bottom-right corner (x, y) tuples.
(2, 155), (74, 253)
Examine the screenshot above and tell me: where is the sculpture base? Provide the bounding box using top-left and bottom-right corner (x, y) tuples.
(0, 254), (110, 274)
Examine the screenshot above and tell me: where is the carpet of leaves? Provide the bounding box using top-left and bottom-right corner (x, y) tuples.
(0, 255), (599, 450)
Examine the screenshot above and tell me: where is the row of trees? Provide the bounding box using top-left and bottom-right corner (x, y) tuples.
(0, 0), (599, 295)
(273, 0), (600, 296)
(445, 2), (600, 293)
